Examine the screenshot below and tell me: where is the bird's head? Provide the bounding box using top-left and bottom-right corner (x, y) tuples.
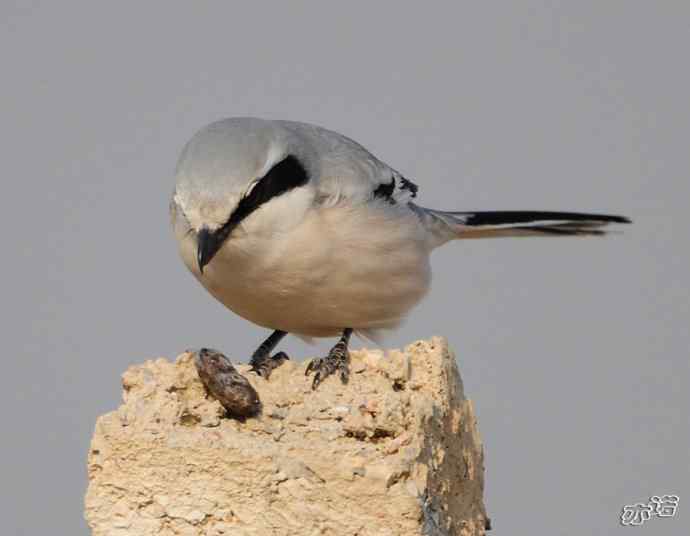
(172, 117), (316, 272)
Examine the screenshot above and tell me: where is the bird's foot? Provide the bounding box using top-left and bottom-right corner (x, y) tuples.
(249, 330), (289, 379)
(250, 351), (290, 380)
(305, 345), (350, 390)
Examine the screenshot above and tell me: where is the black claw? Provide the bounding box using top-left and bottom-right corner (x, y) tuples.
(311, 372), (322, 390)
(273, 351), (290, 362)
(250, 351), (290, 380)
(249, 330), (289, 379)
(339, 366), (349, 384)
(305, 351), (350, 390)
(304, 328), (353, 390)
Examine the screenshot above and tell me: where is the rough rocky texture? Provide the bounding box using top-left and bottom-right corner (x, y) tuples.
(85, 338), (488, 535)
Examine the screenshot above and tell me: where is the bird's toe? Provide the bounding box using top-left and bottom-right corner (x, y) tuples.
(251, 352), (290, 380)
(305, 351), (349, 390)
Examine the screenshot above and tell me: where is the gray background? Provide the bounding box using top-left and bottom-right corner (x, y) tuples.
(1, 2), (688, 535)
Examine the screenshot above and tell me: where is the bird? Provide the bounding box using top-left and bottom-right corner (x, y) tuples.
(170, 117), (630, 389)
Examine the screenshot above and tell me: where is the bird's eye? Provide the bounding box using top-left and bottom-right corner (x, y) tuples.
(244, 180), (260, 198)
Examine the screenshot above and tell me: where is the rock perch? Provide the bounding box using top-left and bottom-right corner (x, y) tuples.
(85, 337), (488, 535)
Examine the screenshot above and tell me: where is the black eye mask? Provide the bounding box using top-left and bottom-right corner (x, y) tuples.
(224, 155), (309, 233)
(199, 155), (309, 262)
(196, 155), (310, 271)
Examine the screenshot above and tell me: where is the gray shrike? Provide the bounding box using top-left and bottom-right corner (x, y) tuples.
(170, 117), (629, 389)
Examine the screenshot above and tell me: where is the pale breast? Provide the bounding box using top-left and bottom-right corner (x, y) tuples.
(176, 202), (432, 337)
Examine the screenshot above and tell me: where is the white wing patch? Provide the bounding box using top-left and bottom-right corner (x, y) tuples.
(281, 120), (421, 207)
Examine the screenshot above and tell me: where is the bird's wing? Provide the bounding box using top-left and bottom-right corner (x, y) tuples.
(280, 121), (420, 206)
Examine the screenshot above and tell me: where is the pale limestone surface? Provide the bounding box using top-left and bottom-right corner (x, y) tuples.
(85, 338), (488, 536)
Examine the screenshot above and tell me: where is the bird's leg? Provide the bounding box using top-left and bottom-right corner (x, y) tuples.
(250, 330), (289, 379)
(305, 328), (353, 390)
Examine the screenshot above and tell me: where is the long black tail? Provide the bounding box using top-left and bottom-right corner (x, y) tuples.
(452, 210), (630, 236)
(412, 206), (631, 246)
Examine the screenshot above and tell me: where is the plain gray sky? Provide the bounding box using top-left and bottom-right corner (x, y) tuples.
(1, 2), (688, 534)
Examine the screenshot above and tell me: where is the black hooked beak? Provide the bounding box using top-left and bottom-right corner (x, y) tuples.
(196, 227), (223, 274)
